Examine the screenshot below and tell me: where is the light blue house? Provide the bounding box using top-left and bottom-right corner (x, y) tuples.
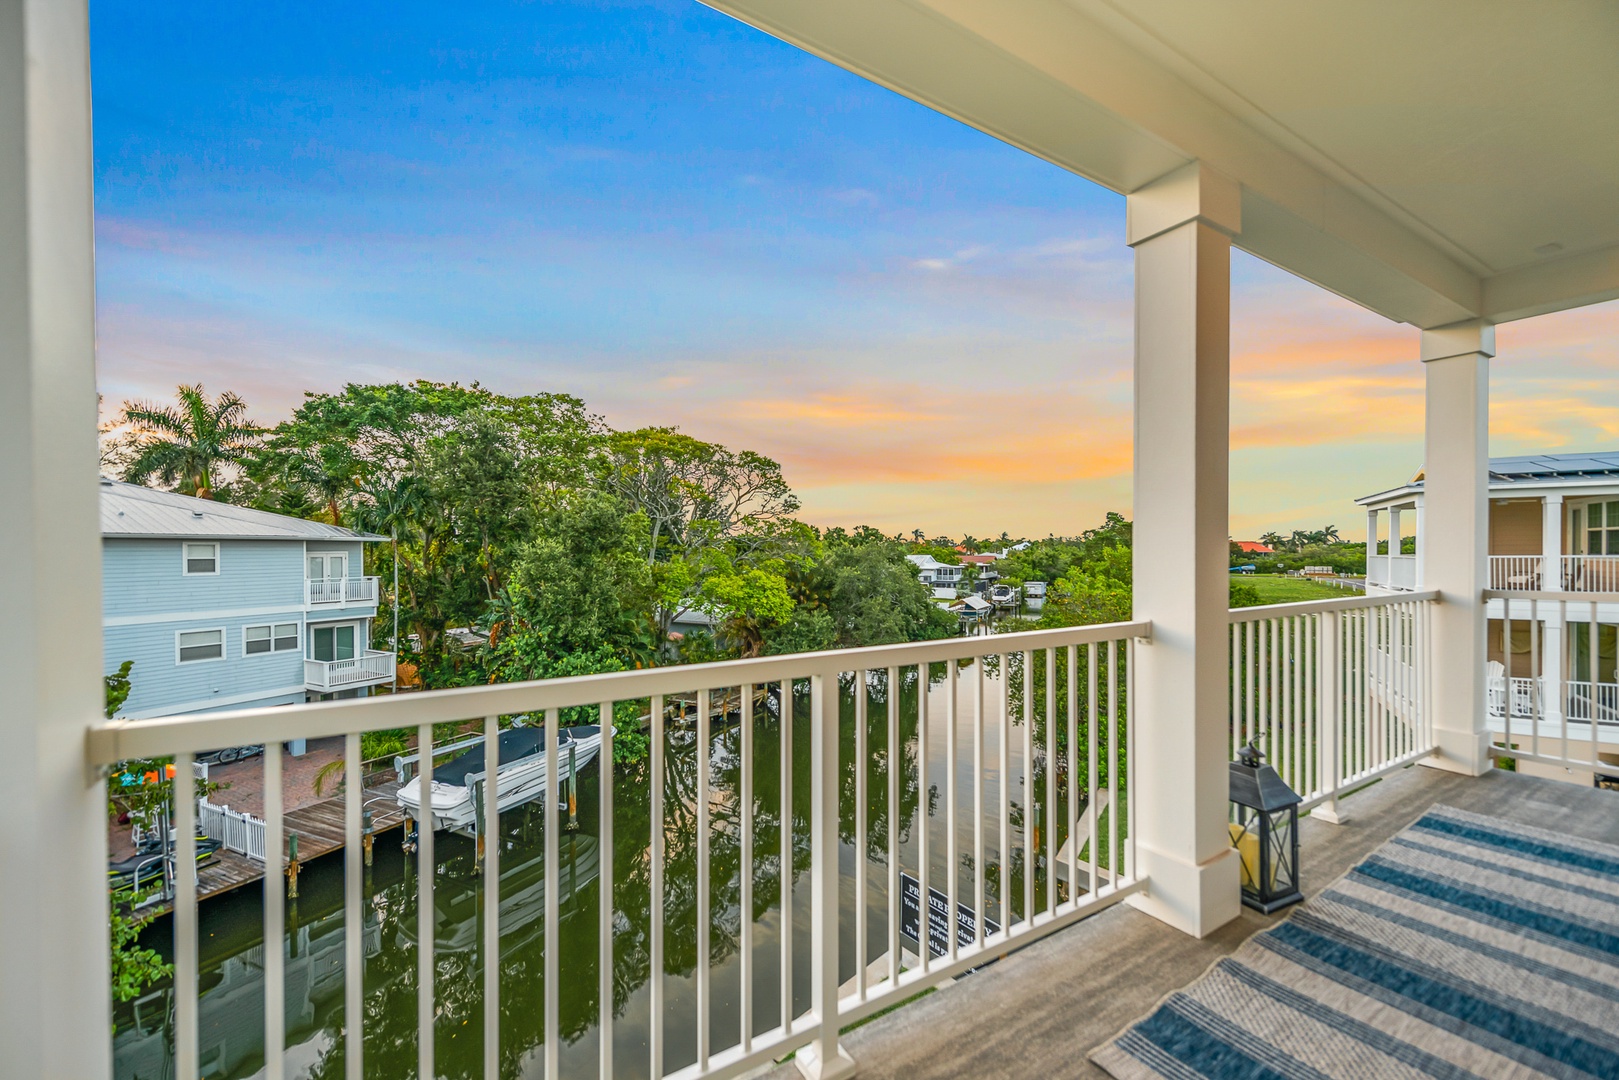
(101, 479), (394, 720)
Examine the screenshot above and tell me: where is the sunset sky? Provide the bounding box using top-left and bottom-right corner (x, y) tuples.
(89, 0), (1619, 542)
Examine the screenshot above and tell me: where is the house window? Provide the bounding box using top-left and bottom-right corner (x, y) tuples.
(177, 628), (224, 663)
(183, 542), (219, 575)
(245, 623), (300, 655)
(1583, 501), (1619, 555)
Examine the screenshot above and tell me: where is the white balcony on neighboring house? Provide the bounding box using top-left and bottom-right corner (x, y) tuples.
(1364, 553), (1418, 592)
(306, 575), (379, 608)
(304, 650), (395, 692)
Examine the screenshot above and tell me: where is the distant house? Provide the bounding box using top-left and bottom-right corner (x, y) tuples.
(905, 553), (964, 591)
(101, 479), (393, 720)
(1233, 540), (1274, 555)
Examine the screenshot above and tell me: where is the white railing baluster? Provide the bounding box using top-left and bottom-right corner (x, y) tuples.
(780, 678), (793, 1036)
(601, 707), (619, 1070)
(264, 743), (285, 1080)
(1086, 643), (1099, 901)
(486, 715), (501, 1080)
(1022, 650), (1034, 924)
(740, 684), (754, 1052)
(1107, 641), (1119, 889)
(975, 655), (987, 945)
(856, 670), (869, 993)
(806, 666), (848, 1077)
(1065, 645), (1077, 905)
(175, 750), (198, 1080)
(918, 662), (929, 971)
(886, 666), (900, 989)
(697, 688), (710, 1071)
(344, 732), (363, 1080)
(1044, 647), (1056, 920)
(946, 658), (958, 961)
(999, 654), (1010, 929)
(417, 722), (435, 1080)
(651, 694), (665, 1077)
(544, 708), (560, 1080)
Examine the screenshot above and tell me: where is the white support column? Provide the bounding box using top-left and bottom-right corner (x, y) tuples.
(1390, 507), (1404, 583)
(1366, 509), (1380, 587)
(1125, 161), (1241, 939)
(1414, 500), (1427, 588)
(1420, 320), (1493, 776)
(1543, 494), (1564, 592)
(0, 2), (110, 1076)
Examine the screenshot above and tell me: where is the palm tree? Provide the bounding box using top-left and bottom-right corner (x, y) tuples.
(1320, 524), (1342, 543)
(117, 384), (264, 499)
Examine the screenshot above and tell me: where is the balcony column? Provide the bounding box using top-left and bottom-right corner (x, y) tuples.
(1543, 494), (1564, 592)
(1420, 320), (1494, 775)
(1390, 508), (1403, 581)
(0, 2), (111, 1075)
(1366, 508), (1380, 585)
(1414, 500), (1426, 587)
(1125, 161), (1241, 938)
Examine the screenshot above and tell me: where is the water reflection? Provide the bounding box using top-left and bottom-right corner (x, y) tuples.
(115, 661), (1122, 1079)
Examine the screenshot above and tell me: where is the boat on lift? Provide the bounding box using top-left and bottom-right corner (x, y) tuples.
(396, 724), (606, 837)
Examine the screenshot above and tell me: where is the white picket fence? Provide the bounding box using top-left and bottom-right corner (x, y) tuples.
(197, 800), (267, 863)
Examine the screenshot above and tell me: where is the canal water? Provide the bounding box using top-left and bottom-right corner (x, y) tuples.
(114, 658), (1122, 1079)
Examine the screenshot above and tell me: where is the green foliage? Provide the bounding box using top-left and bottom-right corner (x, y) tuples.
(108, 884), (170, 1025)
(105, 660), (133, 719)
(1229, 581), (1263, 608)
(499, 493), (659, 664)
(1037, 544), (1133, 628)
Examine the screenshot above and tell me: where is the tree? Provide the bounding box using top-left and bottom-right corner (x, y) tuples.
(114, 384), (264, 498)
(493, 493), (658, 669)
(603, 428), (801, 635)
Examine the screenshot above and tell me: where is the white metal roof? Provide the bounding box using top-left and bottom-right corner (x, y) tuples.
(100, 478), (385, 541)
(1357, 452), (1619, 505)
(707, 1), (1619, 329)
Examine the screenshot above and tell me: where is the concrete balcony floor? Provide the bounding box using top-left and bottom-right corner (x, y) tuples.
(766, 764), (1619, 1080)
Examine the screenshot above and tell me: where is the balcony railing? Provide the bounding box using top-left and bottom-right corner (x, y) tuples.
(1364, 554), (1418, 591)
(304, 649), (395, 692)
(89, 619), (1145, 1080)
(1489, 554), (1619, 592)
(1229, 591), (1437, 815)
(1484, 589), (1619, 769)
(306, 575), (379, 606)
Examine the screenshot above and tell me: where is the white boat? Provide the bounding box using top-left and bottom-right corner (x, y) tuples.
(396, 724), (606, 836)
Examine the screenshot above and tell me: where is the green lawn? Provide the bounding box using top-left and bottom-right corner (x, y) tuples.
(1231, 574), (1356, 605)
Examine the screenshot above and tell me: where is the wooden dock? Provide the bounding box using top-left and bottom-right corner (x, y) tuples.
(142, 779), (407, 917)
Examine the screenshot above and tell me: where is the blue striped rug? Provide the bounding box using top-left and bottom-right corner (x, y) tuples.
(1091, 805), (1619, 1080)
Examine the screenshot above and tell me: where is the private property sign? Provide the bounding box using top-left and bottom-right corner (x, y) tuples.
(898, 872), (999, 958)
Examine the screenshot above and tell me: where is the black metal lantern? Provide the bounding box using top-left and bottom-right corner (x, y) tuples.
(1229, 742), (1303, 913)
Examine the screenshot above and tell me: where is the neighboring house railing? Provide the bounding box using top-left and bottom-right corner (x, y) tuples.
(197, 801), (267, 862)
(1365, 554), (1418, 591)
(1483, 589), (1619, 770)
(1489, 554), (1619, 592)
(304, 650), (395, 691)
(306, 576), (379, 606)
(89, 619), (1146, 1080)
(1228, 591), (1438, 817)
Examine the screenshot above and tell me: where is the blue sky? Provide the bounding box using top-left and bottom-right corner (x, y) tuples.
(90, 0), (1619, 539)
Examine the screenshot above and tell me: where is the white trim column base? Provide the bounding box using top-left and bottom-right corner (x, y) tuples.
(1127, 841), (1242, 939)
(795, 1039), (859, 1080)
(1420, 727), (1493, 776)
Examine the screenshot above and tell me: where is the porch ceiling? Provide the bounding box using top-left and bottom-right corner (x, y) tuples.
(701, 0), (1619, 329)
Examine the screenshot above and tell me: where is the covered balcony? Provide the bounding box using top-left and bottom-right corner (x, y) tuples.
(303, 650), (397, 694)
(5, 4), (1618, 1080)
(307, 575), (380, 608)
